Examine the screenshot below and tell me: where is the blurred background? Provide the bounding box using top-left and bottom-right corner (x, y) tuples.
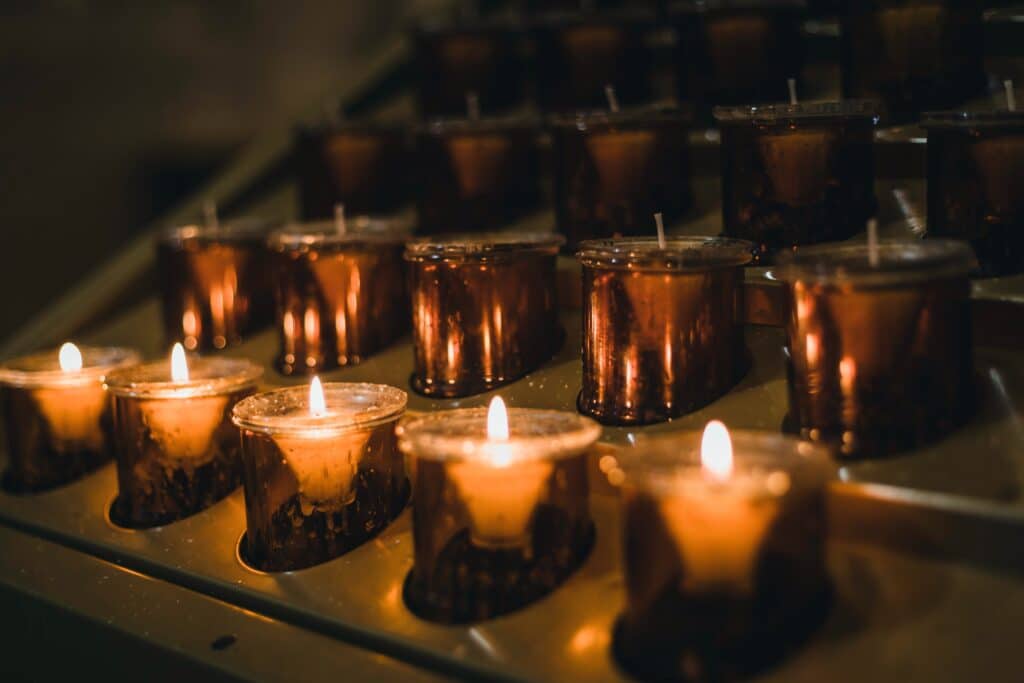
(0, 0), (441, 341)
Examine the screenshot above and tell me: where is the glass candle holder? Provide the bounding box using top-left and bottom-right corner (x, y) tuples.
(406, 234), (564, 398)
(157, 219), (276, 351)
(294, 121), (411, 220)
(551, 106), (694, 250)
(670, 0), (807, 120)
(268, 217), (412, 376)
(840, 0), (985, 123)
(577, 237), (754, 426)
(232, 382), (408, 572)
(613, 427), (834, 681)
(413, 17), (525, 117)
(715, 101), (879, 261)
(416, 116), (541, 234)
(776, 240), (975, 458)
(0, 345), (140, 493)
(105, 356), (262, 528)
(531, 9), (656, 112)
(397, 403), (601, 623)
(923, 110), (1024, 278)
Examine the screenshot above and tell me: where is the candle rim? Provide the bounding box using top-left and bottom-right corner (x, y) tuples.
(404, 232), (563, 263)
(577, 236), (754, 272)
(418, 113), (540, 136)
(714, 99), (880, 126)
(920, 109), (1024, 130)
(104, 356), (262, 399)
(295, 118), (408, 137)
(158, 217), (276, 248)
(269, 215), (413, 250)
(397, 406), (601, 464)
(547, 103), (690, 131)
(0, 346), (141, 389)
(667, 0), (807, 15)
(232, 382), (407, 436)
(530, 6), (658, 30)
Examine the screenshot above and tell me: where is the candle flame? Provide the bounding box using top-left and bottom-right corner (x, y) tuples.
(487, 396), (509, 441)
(701, 420), (733, 480)
(59, 342), (83, 372)
(170, 343), (189, 382)
(310, 376), (327, 417)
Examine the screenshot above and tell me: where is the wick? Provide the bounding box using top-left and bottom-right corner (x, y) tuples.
(466, 91), (481, 121)
(334, 203), (347, 235)
(787, 78), (798, 106)
(1006, 79), (1017, 112)
(655, 212), (666, 249)
(604, 84), (620, 114)
(867, 218), (879, 267)
(202, 200), (219, 230)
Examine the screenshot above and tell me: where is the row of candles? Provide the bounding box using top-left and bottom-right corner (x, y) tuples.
(0, 335), (832, 676)
(412, 0), (988, 122)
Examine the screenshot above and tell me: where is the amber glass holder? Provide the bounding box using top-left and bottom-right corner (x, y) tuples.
(268, 217), (412, 376)
(775, 240), (975, 459)
(577, 237), (754, 426)
(406, 233), (564, 398)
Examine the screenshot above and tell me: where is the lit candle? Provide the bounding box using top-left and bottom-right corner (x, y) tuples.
(104, 344), (261, 528)
(232, 379), (408, 572)
(397, 398), (600, 623)
(0, 343), (139, 492)
(612, 423), (833, 681)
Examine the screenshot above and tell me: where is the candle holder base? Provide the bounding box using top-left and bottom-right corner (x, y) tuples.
(1, 448), (109, 495)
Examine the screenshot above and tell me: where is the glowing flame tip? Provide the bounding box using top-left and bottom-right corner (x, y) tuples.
(701, 420), (733, 480)
(309, 376), (327, 417)
(486, 396), (510, 441)
(58, 342), (83, 372)
(170, 343), (189, 382)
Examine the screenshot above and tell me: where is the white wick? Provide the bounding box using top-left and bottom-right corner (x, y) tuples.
(604, 84), (620, 114)
(788, 78), (798, 106)
(334, 203), (347, 235)
(466, 92), (480, 121)
(1006, 80), (1017, 112)
(655, 212), (666, 249)
(202, 200), (219, 230)
(867, 219), (879, 267)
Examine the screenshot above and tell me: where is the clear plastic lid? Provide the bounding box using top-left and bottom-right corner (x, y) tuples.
(404, 232), (564, 263)
(232, 382), (407, 437)
(669, 0), (807, 14)
(920, 109), (1024, 130)
(418, 113), (541, 136)
(714, 100), (880, 126)
(772, 240), (975, 287)
(548, 103), (691, 132)
(295, 118), (409, 137)
(397, 406), (601, 464)
(159, 217), (277, 247)
(0, 346), (140, 389)
(577, 236), (755, 272)
(268, 215), (414, 251)
(105, 357), (262, 399)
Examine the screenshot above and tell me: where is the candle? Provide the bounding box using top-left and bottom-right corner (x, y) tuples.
(840, 1), (984, 122)
(406, 233), (564, 398)
(268, 216), (412, 375)
(776, 240), (974, 458)
(551, 105), (693, 250)
(715, 101), (879, 261)
(397, 397), (601, 622)
(0, 344), (139, 492)
(104, 344), (261, 527)
(531, 9), (655, 112)
(416, 115), (541, 234)
(577, 237), (754, 425)
(670, 0), (806, 120)
(923, 110), (1024, 277)
(232, 379), (408, 571)
(294, 120), (411, 220)
(612, 422), (833, 681)
(413, 16), (524, 117)
(157, 218), (276, 351)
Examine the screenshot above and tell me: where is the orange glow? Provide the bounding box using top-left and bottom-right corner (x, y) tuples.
(701, 420), (733, 480)
(171, 343), (189, 382)
(58, 342), (83, 372)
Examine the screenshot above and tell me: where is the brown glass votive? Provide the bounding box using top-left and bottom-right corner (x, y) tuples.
(715, 101), (879, 261)
(416, 116), (541, 234)
(670, 0), (807, 120)
(413, 17), (525, 117)
(105, 356), (262, 528)
(531, 9), (656, 112)
(232, 383), (408, 572)
(840, 0), (985, 123)
(777, 240), (974, 458)
(157, 219), (276, 351)
(0, 345), (140, 493)
(613, 428), (833, 681)
(923, 111), (1024, 277)
(294, 121), (411, 220)
(268, 217), (412, 376)
(397, 404), (601, 623)
(578, 237), (753, 426)
(551, 106), (693, 250)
